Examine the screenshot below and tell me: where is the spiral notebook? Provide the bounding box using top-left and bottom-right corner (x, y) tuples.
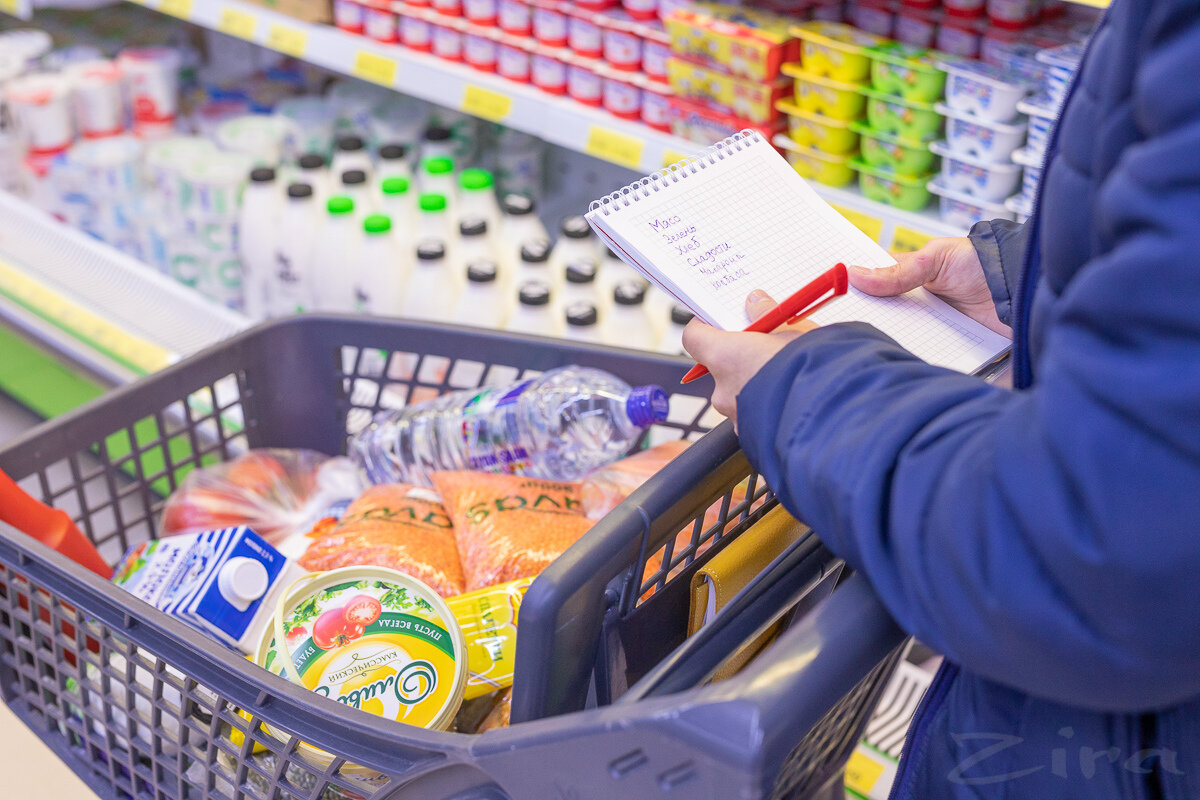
(585, 131), (1011, 374)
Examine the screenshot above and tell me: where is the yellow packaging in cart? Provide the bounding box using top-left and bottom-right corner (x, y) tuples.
(667, 58), (792, 124)
(448, 577), (533, 700)
(665, 3), (800, 83)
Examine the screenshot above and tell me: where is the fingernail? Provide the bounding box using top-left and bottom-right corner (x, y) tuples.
(747, 289), (770, 302)
(849, 265), (872, 274)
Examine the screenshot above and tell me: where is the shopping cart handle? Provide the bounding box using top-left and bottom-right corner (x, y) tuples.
(0, 469), (112, 578)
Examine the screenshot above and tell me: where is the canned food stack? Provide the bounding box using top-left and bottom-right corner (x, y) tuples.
(664, 3), (816, 145)
(331, 0), (676, 131)
(927, 59), (1031, 227)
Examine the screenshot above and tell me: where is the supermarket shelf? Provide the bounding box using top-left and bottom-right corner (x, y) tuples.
(0, 191), (250, 388)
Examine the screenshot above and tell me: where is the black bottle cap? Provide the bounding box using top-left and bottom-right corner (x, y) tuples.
(467, 260), (498, 283)
(565, 260), (597, 284)
(423, 124), (452, 142)
(613, 280), (646, 305)
(336, 135), (365, 152)
(560, 215), (591, 239)
(417, 240), (446, 260)
(250, 167), (276, 183)
(502, 192), (535, 216)
(460, 217), (488, 237)
(287, 183), (313, 199)
(520, 239), (552, 263)
(298, 153), (325, 170)
(519, 282), (551, 306)
(379, 143), (408, 160)
(566, 302), (598, 326)
(671, 304), (696, 325)
(341, 169), (367, 186)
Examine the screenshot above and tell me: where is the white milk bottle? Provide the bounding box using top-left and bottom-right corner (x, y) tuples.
(507, 281), (561, 337)
(339, 168), (374, 219)
(658, 304), (694, 356)
(355, 214), (408, 316)
(420, 156), (457, 213)
(311, 195), (357, 312)
(401, 239), (459, 322)
(553, 215), (597, 273)
(270, 183), (319, 316)
(561, 259), (602, 313)
(420, 124), (454, 161)
(377, 143), (412, 185)
(237, 166), (279, 321)
(295, 152), (330, 202)
(380, 176), (415, 243)
(514, 238), (556, 292)
(458, 168), (501, 229)
(451, 259), (507, 329)
(458, 217), (497, 272)
(603, 280), (657, 350)
(331, 134), (372, 181)
(562, 302), (604, 344)
(500, 192), (549, 249)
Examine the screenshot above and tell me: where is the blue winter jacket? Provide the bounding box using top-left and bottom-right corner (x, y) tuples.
(736, 0), (1200, 797)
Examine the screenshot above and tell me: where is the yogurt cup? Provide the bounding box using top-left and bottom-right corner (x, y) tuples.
(67, 60), (125, 139)
(365, 6), (400, 44)
(641, 87), (671, 131)
(464, 0), (498, 25)
(643, 40), (670, 81)
(928, 176), (1016, 227)
(255, 567), (467, 785)
(936, 19), (982, 59)
(603, 28), (642, 71)
(569, 16), (603, 58)
(533, 6), (568, 47)
(937, 101), (1027, 162)
(532, 54), (568, 94)
(333, 0), (365, 33)
(624, 0), (657, 21)
(5, 73), (73, 152)
(930, 138), (1022, 201)
(432, 25), (464, 62)
(894, 8), (937, 48)
(465, 35), (499, 72)
(603, 77), (641, 119)
(849, 2), (895, 38)
(938, 58), (1030, 122)
(986, 0), (1039, 29)
(790, 21), (884, 84)
(118, 47), (182, 130)
(567, 65), (603, 106)
(498, 0), (533, 36)
(497, 44), (532, 82)
(400, 16), (435, 51)
(0, 29), (53, 70)
(433, 0), (463, 16)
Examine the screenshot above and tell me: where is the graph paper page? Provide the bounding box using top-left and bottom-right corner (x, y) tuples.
(587, 134), (1010, 373)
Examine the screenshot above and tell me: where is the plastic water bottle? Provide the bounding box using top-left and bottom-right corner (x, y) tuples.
(563, 302), (604, 344)
(507, 281), (561, 337)
(311, 195), (357, 312)
(604, 280), (657, 350)
(349, 365), (670, 485)
(237, 166), (279, 321)
(659, 304), (694, 356)
(401, 239), (459, 321)
(355, 214), (408, 315)
(270, 183), (318, 316)
(451, 259), (507, 329)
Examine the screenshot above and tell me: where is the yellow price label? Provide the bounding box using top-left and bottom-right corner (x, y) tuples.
(0, 0), (19, 14)
(0, 260), (173, 374)
(353, 50), (398, 87)
(218, 7), (258, 40)
(891, 225), (935, 253)
(844, 749), (886, 795)
(585, 126), (645, 171)
(158, 0), (193, 18)
(831, 204), (885, 244)
(266, 23), (308, 57)
(661, 149), (693, 168)
(461, 85), (512, 122)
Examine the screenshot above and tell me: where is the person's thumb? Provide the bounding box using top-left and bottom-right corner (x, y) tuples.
(849, 250), (938, 297)
(745, 289), (778, 323)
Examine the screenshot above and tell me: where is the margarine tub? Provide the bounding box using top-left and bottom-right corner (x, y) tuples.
(255, 566), (467, 778)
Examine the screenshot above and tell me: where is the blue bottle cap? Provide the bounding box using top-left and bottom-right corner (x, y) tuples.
(626, 386), (669, 427)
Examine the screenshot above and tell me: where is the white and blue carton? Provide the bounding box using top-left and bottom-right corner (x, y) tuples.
(112, 526), (306, 654)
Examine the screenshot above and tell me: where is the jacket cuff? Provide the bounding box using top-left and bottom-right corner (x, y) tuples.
(968, 219), (1025, 327)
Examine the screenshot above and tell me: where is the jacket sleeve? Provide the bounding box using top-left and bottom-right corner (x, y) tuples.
(968, 218), (1027, 327)
(737, 5), (1200, 713)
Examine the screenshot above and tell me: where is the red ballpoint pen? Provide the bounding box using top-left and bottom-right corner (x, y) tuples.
(681, 263), (850, 384)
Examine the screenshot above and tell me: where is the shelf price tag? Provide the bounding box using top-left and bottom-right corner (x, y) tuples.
(353, 50), (398, 87)
(661, 149), (693, 168)
(831, 204), (884, 245)
(158, 0), (193, 18)
(843, 749), (886, 796)
(267, 23), (308, 57)
(585, 126), (644, 171)
(218, 7), (258, 40)
(461, 85), (512, 122)
(0, 0), (19, 14)
(891, 225), (934, 253)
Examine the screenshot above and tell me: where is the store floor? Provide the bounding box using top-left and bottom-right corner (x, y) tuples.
(0, 391), (100, 798)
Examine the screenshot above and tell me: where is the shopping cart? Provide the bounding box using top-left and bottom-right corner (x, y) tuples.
(0, 315), (906, 800)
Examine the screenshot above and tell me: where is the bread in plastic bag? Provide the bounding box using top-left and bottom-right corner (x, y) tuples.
(299, 484), (466, 597)
(159, 450), (363, 553)
(580, 440), (691, 520)
(431, 471), (592, 591)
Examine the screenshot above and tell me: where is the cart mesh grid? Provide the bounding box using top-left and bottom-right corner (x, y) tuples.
(0, 316), (906, 800)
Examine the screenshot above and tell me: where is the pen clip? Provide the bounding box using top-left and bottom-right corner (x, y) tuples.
(781, 263), (849, 326)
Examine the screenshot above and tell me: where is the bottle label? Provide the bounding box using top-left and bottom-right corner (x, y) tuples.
(461, 379), (534, 472)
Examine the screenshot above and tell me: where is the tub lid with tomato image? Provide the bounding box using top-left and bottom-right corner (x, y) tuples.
(256, 566), (467, 748)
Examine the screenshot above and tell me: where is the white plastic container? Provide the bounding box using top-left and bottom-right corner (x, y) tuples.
(457, 217), (496, 270)
(938, 59), (1030, 123)
(562, 302), (605, 344)
(507, 281), (561, 337)
(515, 238), (557, 291)
(930, 140), (1023, 201)
(312, 195), (359, 312)
(1017, 93), (1059, 156)
(402, 239), (460, 321)
(451, 260), (508, 328)
(270, 183), (320, 316)
(936, 102), (1027, 163)
(928, 176), (1016, 228)
(67, 60), (124, 139)
(561, 259), (603, 312)
(356, 214), (409, 315)
(236, 166), (279, 321)
(603, 280), (657, 350)
(5, 73), (73, 152)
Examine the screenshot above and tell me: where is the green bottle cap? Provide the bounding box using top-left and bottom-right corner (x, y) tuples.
(381, 176), (410, 195)
(423, 156), (455, 176)
(327, 196), (354, 215)
(459, 168), (493, 191)
(419, 193), (447, 212)
(364, 214), (392, 234)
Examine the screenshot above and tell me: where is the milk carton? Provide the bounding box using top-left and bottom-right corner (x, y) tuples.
(113, 526), (306, 653)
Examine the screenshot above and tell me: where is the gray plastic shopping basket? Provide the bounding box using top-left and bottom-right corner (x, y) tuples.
(0, 315), (907, 800)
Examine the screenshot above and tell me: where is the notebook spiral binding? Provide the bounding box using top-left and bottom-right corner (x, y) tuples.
(588, 130), (762, 216)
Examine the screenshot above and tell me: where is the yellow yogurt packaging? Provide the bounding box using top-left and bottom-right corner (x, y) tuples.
(255, 566), (467, 784)
(447, 577), (532, 700)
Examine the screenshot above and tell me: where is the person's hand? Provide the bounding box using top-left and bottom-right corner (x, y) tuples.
(850, 237), (1012, 337)
(682, 289), (817, 425)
